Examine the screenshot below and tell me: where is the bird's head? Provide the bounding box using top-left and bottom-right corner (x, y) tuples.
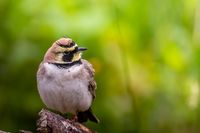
(44, 38), (87, 64)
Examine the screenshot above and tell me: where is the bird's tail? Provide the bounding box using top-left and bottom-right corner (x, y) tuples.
(77, 108), (99, 123)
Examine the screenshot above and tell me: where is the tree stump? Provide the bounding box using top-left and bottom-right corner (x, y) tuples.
(37, 109), (95, 133)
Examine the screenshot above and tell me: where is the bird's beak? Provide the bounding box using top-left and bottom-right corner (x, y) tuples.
(77, 47), (87, 52)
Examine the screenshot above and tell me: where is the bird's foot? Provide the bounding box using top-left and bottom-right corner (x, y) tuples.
(71, 114), (78, 122)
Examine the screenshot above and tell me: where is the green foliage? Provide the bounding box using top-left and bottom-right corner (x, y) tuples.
(0, 0), (200, 132)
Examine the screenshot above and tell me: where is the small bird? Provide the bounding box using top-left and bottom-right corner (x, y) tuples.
(36, 37), (99, 123)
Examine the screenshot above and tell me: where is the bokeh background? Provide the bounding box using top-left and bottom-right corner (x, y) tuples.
(0, 0), (200, 132)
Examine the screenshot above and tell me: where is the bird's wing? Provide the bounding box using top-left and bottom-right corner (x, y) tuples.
(78, 59), (99, 123)
(82, 59), (97, 100)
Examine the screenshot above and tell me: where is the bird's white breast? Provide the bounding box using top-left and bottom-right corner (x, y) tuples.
(37, 62), (92, 114)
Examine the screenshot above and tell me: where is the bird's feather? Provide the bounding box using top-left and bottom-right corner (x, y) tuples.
(82, 59), (97, 100)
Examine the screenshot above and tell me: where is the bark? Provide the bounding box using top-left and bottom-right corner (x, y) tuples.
(37, 109), (95, 133)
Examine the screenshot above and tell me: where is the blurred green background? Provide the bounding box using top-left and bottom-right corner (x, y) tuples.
(0, 0), (200, 132)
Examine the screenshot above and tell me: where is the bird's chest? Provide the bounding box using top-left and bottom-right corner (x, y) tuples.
(38, 63), (92, 113)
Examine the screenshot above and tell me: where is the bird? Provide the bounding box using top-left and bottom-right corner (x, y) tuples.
(36, 37), (99, 123)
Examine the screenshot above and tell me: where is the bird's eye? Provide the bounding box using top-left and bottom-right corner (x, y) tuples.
(64, 51), (69, 55)
(74, 47), (78, 52)
(69, 41), (75, 47)
(63, 51), (73, 62)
